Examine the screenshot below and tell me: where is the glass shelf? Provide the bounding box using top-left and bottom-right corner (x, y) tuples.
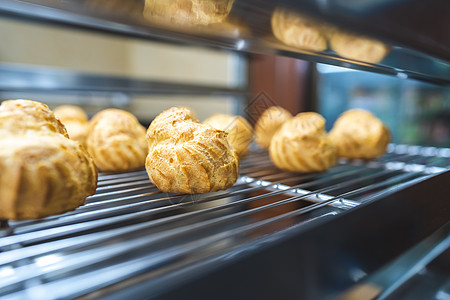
(0, 0), (449, 85)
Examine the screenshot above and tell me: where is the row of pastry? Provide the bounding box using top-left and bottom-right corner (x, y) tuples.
(257, 106), (390, 172)
(0, 101), (239, 220)
(142, 1), (389, 63)
(271, 8), (389, 63)
(0, 99), (389, 220)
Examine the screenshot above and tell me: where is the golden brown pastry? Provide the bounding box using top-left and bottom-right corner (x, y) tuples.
(146, 107), (239, 194)
(271, 7), (328, 52)
(53, 105), (88, 122)
(329, 29), (389, 63)
(0, 100), (69, 137)
(0, 99), (97, 220)
(329, 109), (391, 159)
(54, 105), (89, 147)
(143, 0), (235, 26)
(86, 109), (147, 171)
(269, 112), (337, 172)
(254, 106), (292, 149)
(204, 114), (252, 157)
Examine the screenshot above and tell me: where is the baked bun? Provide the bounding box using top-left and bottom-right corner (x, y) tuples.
(0, 100), (97, 220)
(271, 8), (328, 52)
(54, 105), (89, 147)
(146, 107), (239, 194)
(144, 0), (235, 26)
(270, 112), (337, 172)
(329, 109), (391, 159)
(254, 106), (292, 149)
(329, 30), (389, 63)
(204, 114), (252, 157)
(86, 109), (147, 171)
(0, 100), (68, 137)
(53, 105), (88, 122)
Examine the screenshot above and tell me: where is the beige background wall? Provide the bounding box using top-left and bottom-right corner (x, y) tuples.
(0, 19), (129, 76)
(0, 18), (245, 121)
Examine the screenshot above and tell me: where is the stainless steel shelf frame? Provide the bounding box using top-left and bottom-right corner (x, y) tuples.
(0, 63), (247, 96)
(0, 144), (448, 299)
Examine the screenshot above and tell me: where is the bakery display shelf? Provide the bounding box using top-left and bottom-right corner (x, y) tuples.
(0, 0), (449, 85)
(339, 223), (449, 300)
(0, 63), (247, 96)
(0, 144), (448, 299)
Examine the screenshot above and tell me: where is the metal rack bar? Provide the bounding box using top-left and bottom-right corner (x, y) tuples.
(0, 183), (406, 297)
(6, 164), (391, 237)
(0, 145), (448, 299)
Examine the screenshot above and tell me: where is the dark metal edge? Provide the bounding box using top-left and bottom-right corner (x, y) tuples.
(99, 170), (450, 300)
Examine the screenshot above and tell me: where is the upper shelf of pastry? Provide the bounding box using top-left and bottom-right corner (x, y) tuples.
(1, 0), (449, 85)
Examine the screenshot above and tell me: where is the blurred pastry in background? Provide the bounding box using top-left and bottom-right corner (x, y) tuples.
(271, 7), (328, 52)
(54, 105), (89, 147)
(53, 105), (88, 123)
(329, 29), (389, 63)
(0, 99), (97, 220)
(204, 114), (252, 158)
(254, 106), (292, 149)
(143, 0), (235, 26)
(270, 112), (337, 172)
(146, 107), (239, 194)
(87, 109), (147, 171)
(0, 100), (68, 138)
(329, 109), (391, 159)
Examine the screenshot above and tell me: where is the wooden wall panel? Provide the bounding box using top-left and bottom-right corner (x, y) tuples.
(248, 54), (312, 124)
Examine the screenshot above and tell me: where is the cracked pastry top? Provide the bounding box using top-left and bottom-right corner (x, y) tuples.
(54, 105), (89, 147)
(0, 99), (97, 220)
(86, 108), (147, 172)
(254, 106), (292, 150)
(329, 109), (391, 159)
(270, 112), (337, 172)
(204, 113), (253, 158)
(146, 107), (239, 194)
